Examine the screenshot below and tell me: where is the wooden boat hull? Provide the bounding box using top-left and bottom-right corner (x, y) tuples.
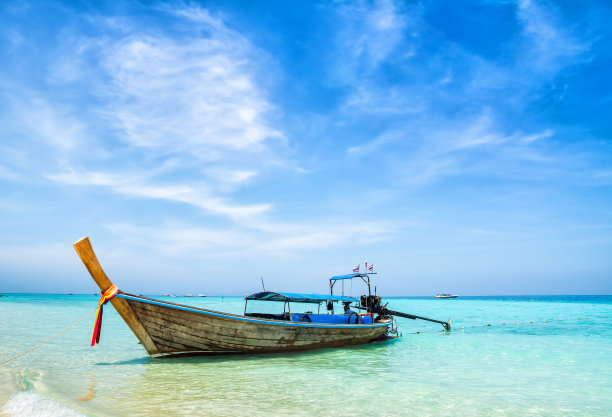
(73, 237), (392, 357)
(121, 294), (392, 355)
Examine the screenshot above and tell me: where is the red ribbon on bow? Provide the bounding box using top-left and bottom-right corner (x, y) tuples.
(91, 284), (119, 346)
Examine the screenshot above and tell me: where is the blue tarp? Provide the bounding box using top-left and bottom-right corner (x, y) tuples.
(290, 313), (373, 324)
(245, 291), (357, 303)
(329, 273), (369, 280)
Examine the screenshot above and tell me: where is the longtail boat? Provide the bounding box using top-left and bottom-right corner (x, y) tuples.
(74, 237), (450, 357)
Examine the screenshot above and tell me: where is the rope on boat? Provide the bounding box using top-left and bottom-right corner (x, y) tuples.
(0, 306), (98, 366)
(400, 315), (610, 334)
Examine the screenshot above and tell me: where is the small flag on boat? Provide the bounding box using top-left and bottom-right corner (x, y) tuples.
(353, 265), (359, 273)
(368, 264), (373, 272)
(365, 261), (367, 271)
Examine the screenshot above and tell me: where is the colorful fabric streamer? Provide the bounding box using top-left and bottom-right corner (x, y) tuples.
(91, 284), (119, 346)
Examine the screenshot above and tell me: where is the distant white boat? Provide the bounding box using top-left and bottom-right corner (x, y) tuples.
(434, 294), (458, 299)
(162, 293), (170, 297)
(197, 293), (206, 297)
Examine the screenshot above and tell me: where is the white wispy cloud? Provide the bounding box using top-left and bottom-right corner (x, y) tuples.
(332, 0), (591, 117)
(340, 0), (410, 70)
(19, 4), (288, 222)
(517, 0), (590, 74)
(347, 129), (405, 157)
(158, 3), (227, 30)
(330, 0), (422, 114)
(5, 93), (92, 156)
(104, 218), (395, 259)
(467, 1), (591, 98)
(6, 3), (405, 260)
(451, 113), (512, 150)
(522, 129), (553, 144)
(99, 34), (283, 153)
(348, 112), (507, 159)
(347, 108), (563, 186)
(46, 168), (271, 221)
(334, 0), (596, 190)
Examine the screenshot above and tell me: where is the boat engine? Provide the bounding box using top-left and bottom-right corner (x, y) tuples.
(360, 294), (383, 312)
(360, 294), (450, 331)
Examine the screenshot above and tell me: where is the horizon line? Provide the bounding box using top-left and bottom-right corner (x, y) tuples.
(1, 292), (611, 297)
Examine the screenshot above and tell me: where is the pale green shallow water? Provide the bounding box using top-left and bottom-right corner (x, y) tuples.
(1, 294), (611, 416)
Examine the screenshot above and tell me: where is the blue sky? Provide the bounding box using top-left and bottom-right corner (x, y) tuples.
(0, 0), (610, 295)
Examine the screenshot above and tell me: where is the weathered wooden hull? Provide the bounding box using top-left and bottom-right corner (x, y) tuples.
(120, 294), (392, 356)
(72, 237), (392, 357)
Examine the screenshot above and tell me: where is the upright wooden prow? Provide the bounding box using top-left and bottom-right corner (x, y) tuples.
(73, 237), (114, 293)
(73, 237), (160, 355)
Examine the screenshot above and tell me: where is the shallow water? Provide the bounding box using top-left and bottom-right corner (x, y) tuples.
(1, 294), (611, 416)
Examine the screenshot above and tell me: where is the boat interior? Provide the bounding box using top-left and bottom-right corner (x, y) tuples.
(243, 290), (376, 324)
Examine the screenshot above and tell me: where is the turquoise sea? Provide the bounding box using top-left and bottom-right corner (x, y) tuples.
(1, 294), (611, 416)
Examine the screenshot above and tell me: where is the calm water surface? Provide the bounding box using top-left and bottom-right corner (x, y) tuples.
(1, 294), (611, 416)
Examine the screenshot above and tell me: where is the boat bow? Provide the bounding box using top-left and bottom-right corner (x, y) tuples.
(73, 237), (160, 354)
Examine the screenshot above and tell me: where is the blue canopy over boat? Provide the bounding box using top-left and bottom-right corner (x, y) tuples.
(245, 291), (357, 303)
(329, 273), (371, 280)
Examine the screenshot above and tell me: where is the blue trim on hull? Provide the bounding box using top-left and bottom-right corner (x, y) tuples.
(117, 294), (391, 329)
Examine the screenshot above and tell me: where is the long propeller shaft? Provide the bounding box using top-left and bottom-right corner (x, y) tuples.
(358, 305), (451, 331)
(383, 308), (451, 331)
